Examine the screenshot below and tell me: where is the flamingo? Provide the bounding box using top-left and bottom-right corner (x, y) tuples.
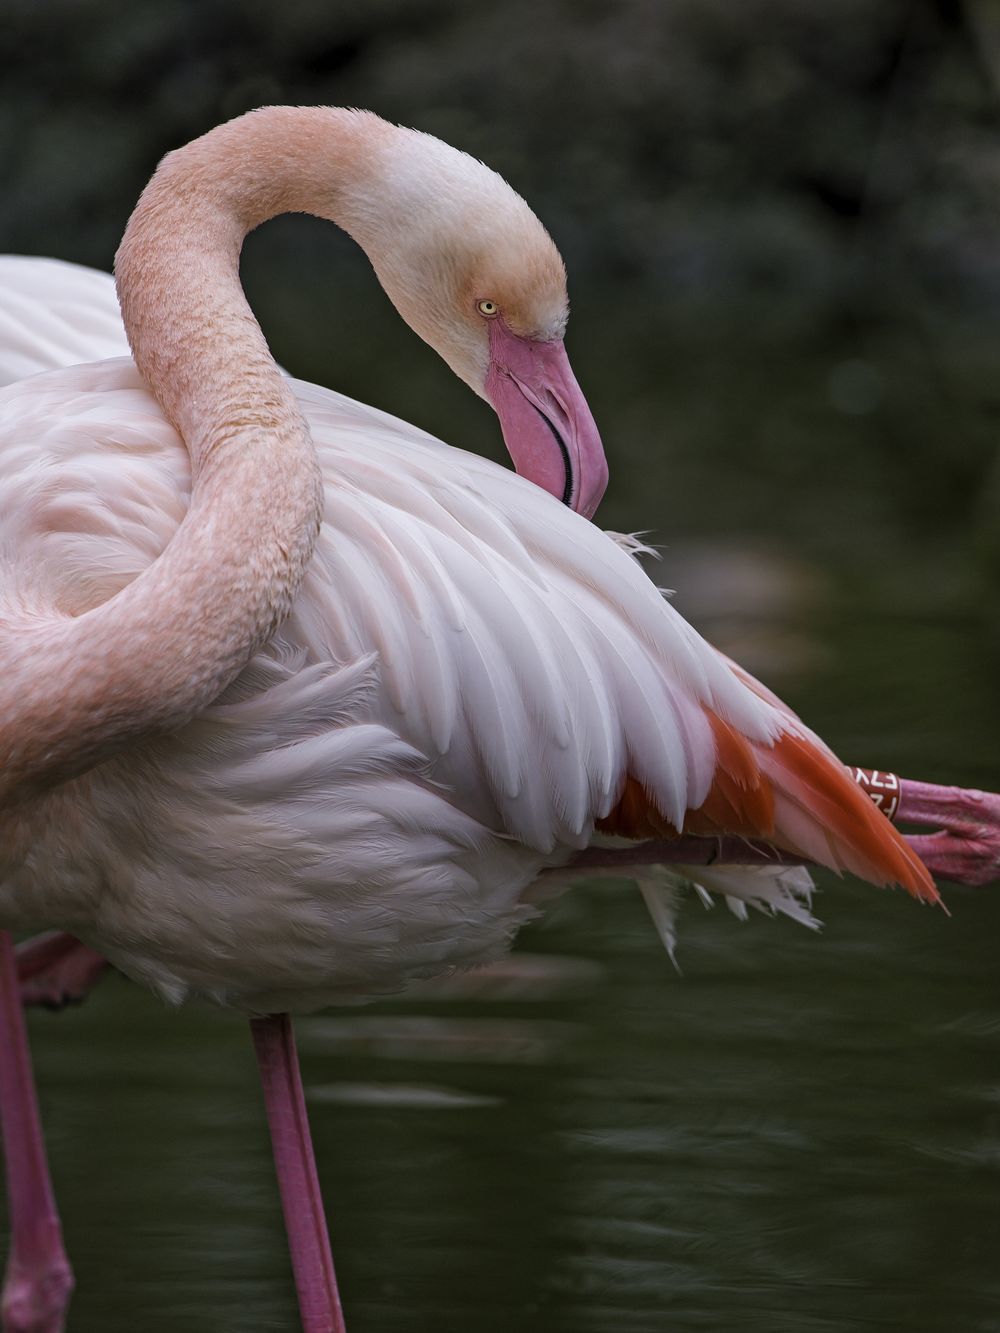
(1, 107), (997, 1333)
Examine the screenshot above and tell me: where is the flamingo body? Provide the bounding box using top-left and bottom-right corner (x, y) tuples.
(0, 256), (129, 380)
(0, 109), (932, 1018)
(0, 352), (930, 1012)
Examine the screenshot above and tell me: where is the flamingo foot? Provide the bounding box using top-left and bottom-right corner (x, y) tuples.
(849, 771), (1000, 887)
(16, 934), (110, 1010)
(250, 1014), (345, 1333)
(904, 829), (1000, 889)
(0, 934), (74, 1333)
(2, 1254), (74, 1333)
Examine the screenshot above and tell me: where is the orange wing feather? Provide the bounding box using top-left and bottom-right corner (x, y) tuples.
(597, 707), (939, 905)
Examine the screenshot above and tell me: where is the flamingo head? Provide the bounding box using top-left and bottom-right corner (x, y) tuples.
(357, 123), (609, 518)
(480, 311), (608, 521)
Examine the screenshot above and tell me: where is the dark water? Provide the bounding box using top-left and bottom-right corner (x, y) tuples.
(11, 550), (1000, 1333)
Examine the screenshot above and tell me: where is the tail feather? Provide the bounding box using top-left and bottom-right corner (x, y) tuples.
(719, 655), (938, 901)
(598, 708), (939, 905)
(637, 862), (820, 965)
(757, 730), (939, 903)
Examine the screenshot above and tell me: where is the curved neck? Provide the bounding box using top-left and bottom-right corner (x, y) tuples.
(117, 108), (393, 457)
(0, 108), (391, 805)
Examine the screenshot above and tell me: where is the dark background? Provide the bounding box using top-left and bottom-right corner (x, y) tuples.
(2, 3), (999, 1330)
(6, 0), (1000, 600)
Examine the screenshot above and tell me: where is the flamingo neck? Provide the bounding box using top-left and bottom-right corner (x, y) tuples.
(116, 107), (393, 459)
(0, 109), (396, 806)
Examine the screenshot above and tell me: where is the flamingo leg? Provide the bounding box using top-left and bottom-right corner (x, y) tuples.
(850, 771), (1000, 887)
(16, 934), (109, 1011)
(0, 932), (73, 1333)
(566, 775), (1000, 888)
(565, 830), (977, 879)
(249, 1013), (345, 1333)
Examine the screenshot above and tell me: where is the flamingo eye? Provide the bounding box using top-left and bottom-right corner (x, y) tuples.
(477, 299), (499, 318)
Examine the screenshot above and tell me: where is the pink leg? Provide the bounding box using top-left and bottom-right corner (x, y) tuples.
(16, 934), (109, 1011)
(849, 770), (1000, 887)
(902, 831), (998, 888)
(569, 836), (801, 873)
(0, 931), (73, 1333)
(566, 774), (1000, 888)
(249, 1014), (345, 1333)
(897, 776), (1000, 831)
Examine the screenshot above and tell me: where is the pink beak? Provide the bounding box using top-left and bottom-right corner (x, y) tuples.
(484, 318), (608, 519)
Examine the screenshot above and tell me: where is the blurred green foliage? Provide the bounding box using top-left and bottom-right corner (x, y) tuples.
(3, 0), (1000, 599)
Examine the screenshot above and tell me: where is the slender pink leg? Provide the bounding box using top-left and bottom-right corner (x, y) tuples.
(568, 836), (802, 873)
(897, 776), (1000, 832)
(564, 827), (997, 887)
(849, 769), (1000, 886)
(564, 774), (1000, 888)
(16, 934), (109, 1010)
(0, 931), (73, 1333)
(249, 1014), (345, 1333)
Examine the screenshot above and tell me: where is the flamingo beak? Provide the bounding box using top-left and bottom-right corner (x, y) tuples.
(484, 319), (608, 519)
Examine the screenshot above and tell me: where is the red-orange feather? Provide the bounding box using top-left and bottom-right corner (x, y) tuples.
(597, 706), (939, 905)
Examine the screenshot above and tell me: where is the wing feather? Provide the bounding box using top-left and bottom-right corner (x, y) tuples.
(1, 358), (927, 901)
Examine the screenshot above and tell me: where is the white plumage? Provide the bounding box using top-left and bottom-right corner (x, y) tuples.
(0, 256), (130, 380)
(0, 347), (807, 1012)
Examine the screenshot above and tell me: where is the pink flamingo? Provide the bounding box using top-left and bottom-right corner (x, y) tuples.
(1, 109), (997, 1333)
